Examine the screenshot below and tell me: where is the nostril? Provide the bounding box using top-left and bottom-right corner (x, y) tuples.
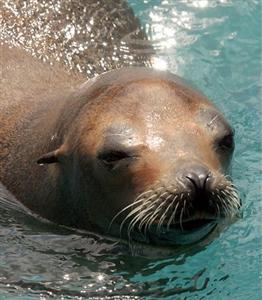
(186, 172), (211, 191)
(182, 166), (212, 192)
(185, 174), (200, 191)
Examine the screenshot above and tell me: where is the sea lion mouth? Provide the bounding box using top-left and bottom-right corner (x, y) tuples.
(142, 219), (218, 245)
(108, 177), (241, 245)
(168, 218), (214, 231)
(125, 217), (219, 246)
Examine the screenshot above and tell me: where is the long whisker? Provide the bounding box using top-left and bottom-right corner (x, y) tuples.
(119, 202), (148, 236)
(219, 195), (231, 216)
(127, 196), (161, 241)
(141, 200), (167, 235)
(167, 197), (179, 230)
(179, 199), (185, 231)
(127, 202), (156, 239)
(135, 190), (173, 234)
(156, 194), (175, 234)
(119, 191), (161, 235)
(108, 197), (146, 231)
(224, 188), (241, 209)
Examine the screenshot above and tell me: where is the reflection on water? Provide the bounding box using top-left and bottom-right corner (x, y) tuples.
(0, 0), (261, 299)
(1, 0), (153, 77)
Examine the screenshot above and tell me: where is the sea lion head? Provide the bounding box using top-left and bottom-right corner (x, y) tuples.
(38, 67), (241, 245)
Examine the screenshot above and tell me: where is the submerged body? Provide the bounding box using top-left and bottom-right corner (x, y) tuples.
(0, 0), (240, 245)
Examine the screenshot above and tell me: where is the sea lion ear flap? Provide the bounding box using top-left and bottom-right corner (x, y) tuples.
(37, 149), (61, 165)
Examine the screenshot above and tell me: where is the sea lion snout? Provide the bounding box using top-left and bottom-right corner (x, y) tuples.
(172, 164), (223, 215)
(175, 164), (212, 193)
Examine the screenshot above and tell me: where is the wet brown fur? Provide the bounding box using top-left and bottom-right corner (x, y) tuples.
(0, 45), (235, 233)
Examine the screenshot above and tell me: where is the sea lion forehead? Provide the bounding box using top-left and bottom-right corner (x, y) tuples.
(102, 123), (142, 148)
(78, 68), (213, 119)
(88, 67), (209, 102)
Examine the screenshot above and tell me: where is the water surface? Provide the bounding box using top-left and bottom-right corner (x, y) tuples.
(0, 0), (261, 299)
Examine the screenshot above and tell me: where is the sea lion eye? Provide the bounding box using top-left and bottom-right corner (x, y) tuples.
(98, 150), (130, 165)
(218, 133), (234, 150)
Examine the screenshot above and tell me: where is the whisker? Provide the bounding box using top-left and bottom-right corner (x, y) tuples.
(120, 192), (161, 236)
(167, 197), (179, 230)
(108, 197), (147, 231)
(137, 191), (173, 233)
(142, 200), (167, 234)
(156, 194), (175, 234)
(179, 199), (185, 231)
(220, 196), (231, 217)
(119, 202), (148, 236)
(224, 197), (237, 217)
(127, 199), (159, 241)
(127, 202), (156, 238)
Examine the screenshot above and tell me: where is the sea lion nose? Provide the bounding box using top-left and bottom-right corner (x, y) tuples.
(178, 165), (212, 192)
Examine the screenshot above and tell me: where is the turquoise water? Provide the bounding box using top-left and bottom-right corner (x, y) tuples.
(0, 0), (261, 299)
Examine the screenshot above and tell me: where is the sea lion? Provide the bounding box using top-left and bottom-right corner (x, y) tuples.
(0, 45), (241, 244)
(0, 0), (240, 245)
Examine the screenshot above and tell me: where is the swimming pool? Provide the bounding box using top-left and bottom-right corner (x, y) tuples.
(0, 0), (261, 299)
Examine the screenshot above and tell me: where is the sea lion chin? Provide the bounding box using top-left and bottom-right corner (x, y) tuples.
(0, 65), (241, 246)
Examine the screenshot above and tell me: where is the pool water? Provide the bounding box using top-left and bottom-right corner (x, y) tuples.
(0, 0), (261, 299)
